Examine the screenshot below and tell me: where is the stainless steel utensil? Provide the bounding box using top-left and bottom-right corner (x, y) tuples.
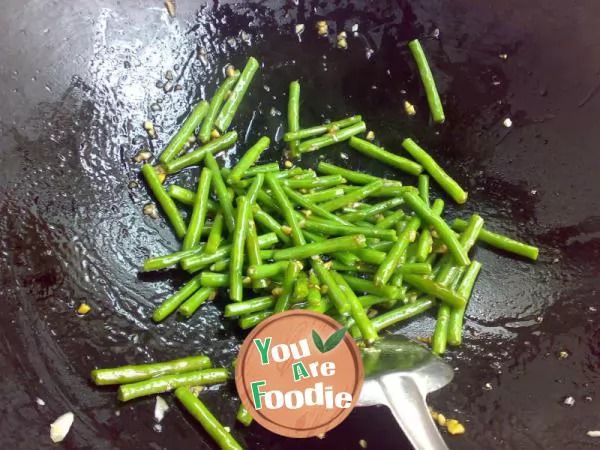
(357, 335), (454, 450)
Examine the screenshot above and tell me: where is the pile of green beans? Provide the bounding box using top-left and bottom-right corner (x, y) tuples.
(100, 50), (540, 449)
(89, 355), (242, 448)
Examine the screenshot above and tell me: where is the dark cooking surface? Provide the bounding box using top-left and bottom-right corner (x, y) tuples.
(1, 0), (599, 449)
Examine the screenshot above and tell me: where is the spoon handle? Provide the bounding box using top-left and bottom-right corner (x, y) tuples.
(380, 375), (449, 450)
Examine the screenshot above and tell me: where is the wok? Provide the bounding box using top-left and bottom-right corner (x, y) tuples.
(0, 0), (599, 449)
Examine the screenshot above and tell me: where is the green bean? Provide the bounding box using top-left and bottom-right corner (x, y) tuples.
(319, 180), (383, 212)
(118, 368), (229, 402)
(293, 271), (309, 302)
(302, 230), (361, 268)
(224, 296), (274, 317)
(418, 174), (430, 206)
(372, 185), (418, 198)
(355, 219), (374, 228)
(430, 264), (463, 354)
(311, 261), (350, 316)
(228, 137), (270, 184)
(284, 167), (308, 177)
(200, 272), (229, 288)
(290, 171), (318, 181)
(182, 167), (213, 250)
(403, 191), (469, 266)
(389, 272), (404, 291)
(332, 272), (379, 343)
(447, 261), (482, 346)
(246, 173), (265, 206)
(205, 213), (224, 255)
(152, 275), (203, 322)
(341, 202), (373, 212)
(302, 218), (397, 240)
(282, 185), (351, 225)
(210, 258), (230, 272)
(415, 199), (444, 262)
(429, 255), (443, 277)
(266, 167), (304, 180)
(158, 101), (209, 163)
(256, 189), (280, 213)
(346, 319), (361, 339)
(205, 153), (237, 232)
(431, 243), (474, 353)
(374, 210), (405, 230)
(330, 261), (367, 273)
(220, 166), (232, 181)
(307, 271), (322, 307)
(340, 198), (404, 223)
(144, 245), (205, 271)
(358, 295), (394, 309)
(456, 214), (485, 255)
(168, 184), (196, 206)
(242, 163), (280, 177)
(272, 235), (366, 261)
(430, 214), (484, 351)
(230, 196), (251, 301)
(317, 162), (402, 187)
(408, 39), (445, 123)
(415, 229), (433, 262)
(236, 404), (253, 427)
(199, 73), (240, 143)
(215, 56), (260, 132)
(239, 310), (273, 330)
(168, 185), (218, 211)
(182, 233), (278, 272)
(178, 287), (217, 318)
(274, 261), (302, 313)
(371, 298), (436, 331)
(141, 164), (186, 238)
(265, 173), (306, 246)
(164, 131), (238, 173)
(374, 217), (421, 287)
(370, 240), (394, 252)
(304, 296), (331, 314)
(348, 137), (423, 176)
(91, 355), (212, 386)
(451, 219), (539, 260)
(246, 212), (267, 289)
(433, 307), (452, 351)
(353, 248), (387, 265)
(342, 274), (404, 300)
(288, 80), (301, 157)
(396, 263), (432, 275)
(298, 121), (367, 154)
(284, 115), (362, 141)
(301, 229), (323, 242)
(283, 174), (346, 190)
(402, 138), (467, 204)
(200, 272), (252, 288)
(402, 274), (466, 307)
(415, 198), (444, 262)
(252, 206), (291, 245)
(430, 198), (446, 217)
(175, 387), (243, 450)
(303, 186), (355, 203)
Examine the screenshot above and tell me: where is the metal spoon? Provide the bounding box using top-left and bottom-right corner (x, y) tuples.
(356, 335), (454, 450)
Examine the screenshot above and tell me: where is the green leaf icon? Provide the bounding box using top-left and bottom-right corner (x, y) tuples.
(323, 327), (348, 353)
(312, 330), (325, 353)
(312, 327), (347, 353)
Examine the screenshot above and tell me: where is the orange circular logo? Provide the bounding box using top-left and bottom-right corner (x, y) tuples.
(235, 310), (364, 438)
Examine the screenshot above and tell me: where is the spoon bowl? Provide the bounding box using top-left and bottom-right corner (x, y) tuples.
(357, 335), (454, 450)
